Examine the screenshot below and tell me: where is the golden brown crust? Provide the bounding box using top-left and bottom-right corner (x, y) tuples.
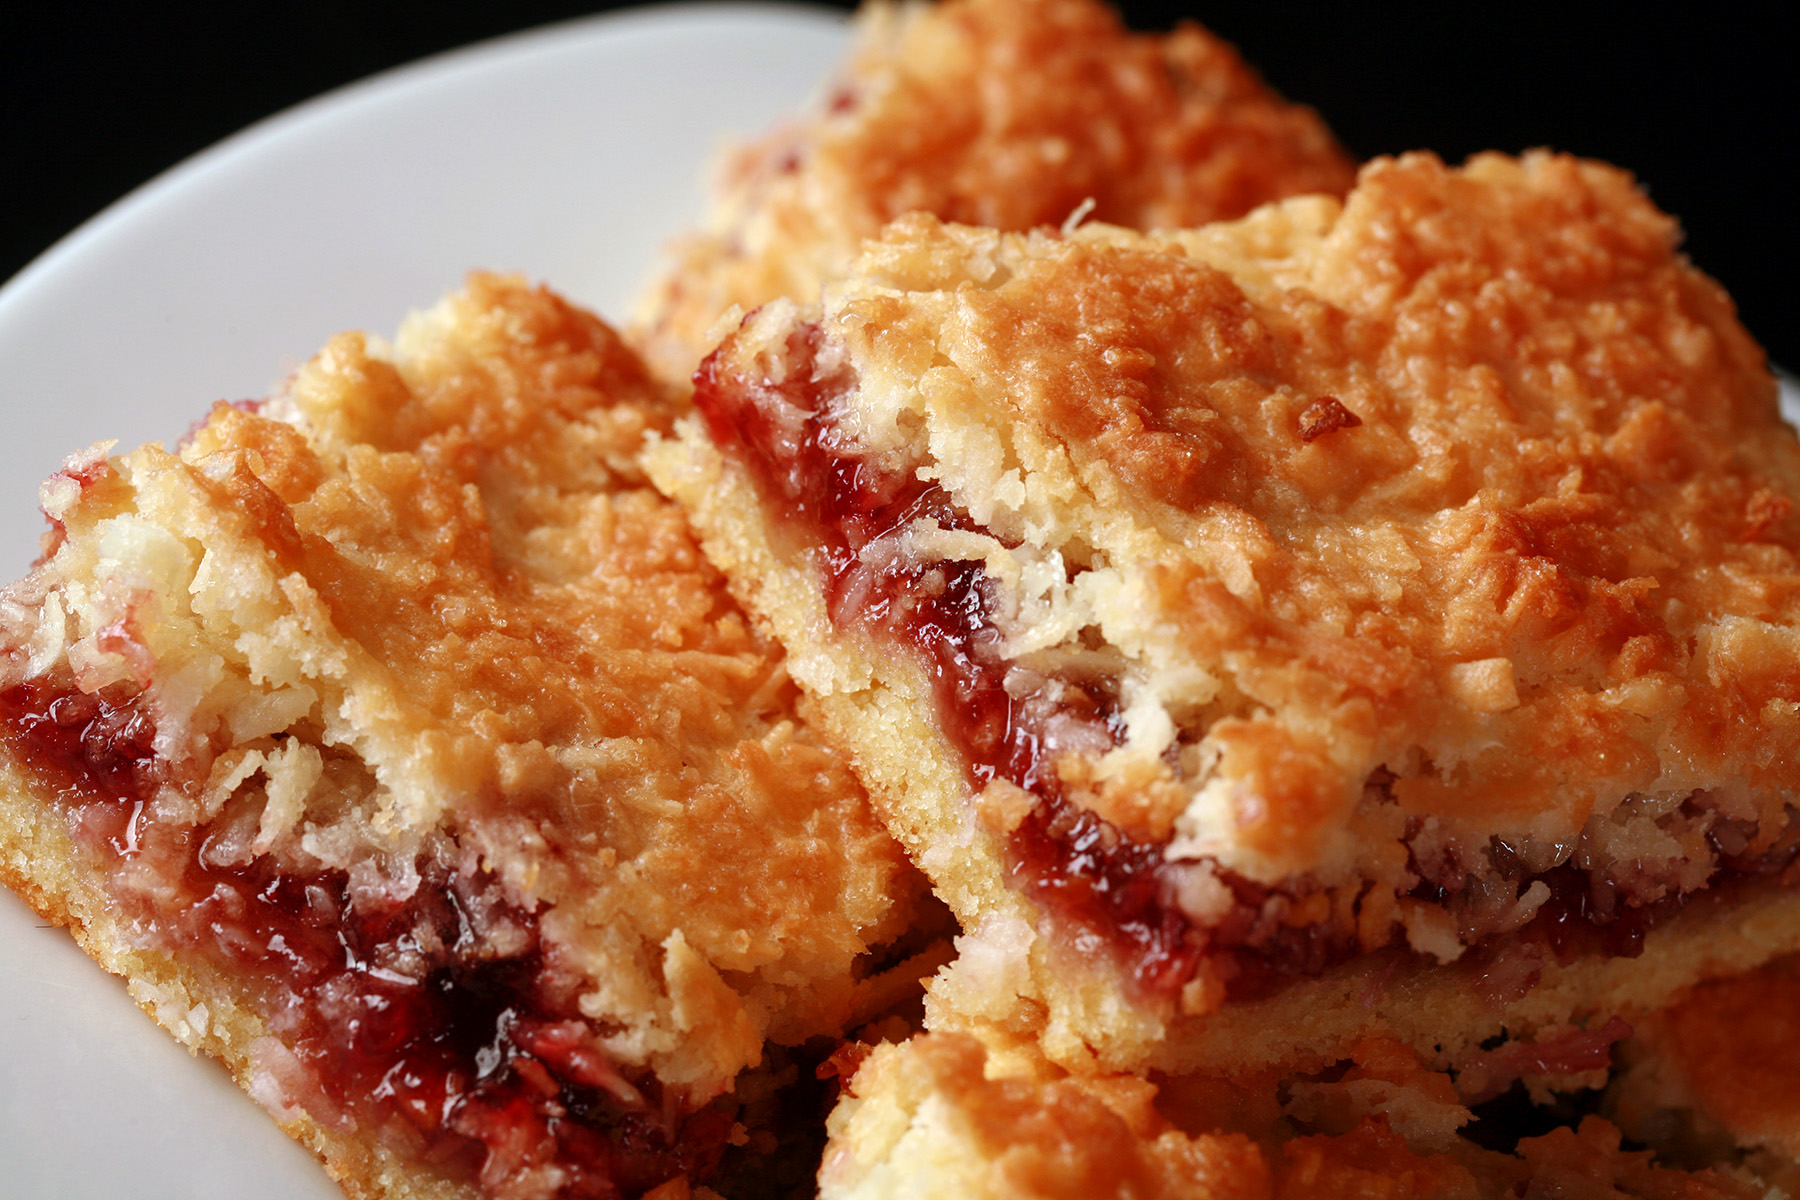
(0, 275), (925, 1198)
(634, 0), (1355, 381)
(818, 1029), (1764, 1199)
(820, 1031), (1271, 1200)
(653, 151), (1798, 1077)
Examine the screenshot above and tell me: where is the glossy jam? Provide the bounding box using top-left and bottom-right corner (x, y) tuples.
(0, 680), (731, 1198)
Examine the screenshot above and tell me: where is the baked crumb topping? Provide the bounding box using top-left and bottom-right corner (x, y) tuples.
(690, 151), (1800, 1014)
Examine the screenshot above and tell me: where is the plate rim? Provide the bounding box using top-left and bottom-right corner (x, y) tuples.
(0, 0), (847, 320)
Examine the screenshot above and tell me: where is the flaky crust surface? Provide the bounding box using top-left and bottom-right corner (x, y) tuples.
(634, 0), (1354, 380)
(655, 151), (1800, 1076)
(0, 276), (923, 1198)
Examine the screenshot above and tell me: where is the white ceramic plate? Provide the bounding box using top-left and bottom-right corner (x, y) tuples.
(0, 7), (846, 1197)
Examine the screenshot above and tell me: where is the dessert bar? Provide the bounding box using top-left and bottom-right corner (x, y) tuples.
(652, 150), (1800, 1080)
(820, 1026), (1766, 1199)
(0, 276), (930, 1199)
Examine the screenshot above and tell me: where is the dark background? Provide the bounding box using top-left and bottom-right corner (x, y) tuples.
(5, 1), (1793, 367)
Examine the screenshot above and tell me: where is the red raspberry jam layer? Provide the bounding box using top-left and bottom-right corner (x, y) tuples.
(693, 322), (1800, 1006)
(694, 327), (1209, 1001)
(0, 680), (732, 1199)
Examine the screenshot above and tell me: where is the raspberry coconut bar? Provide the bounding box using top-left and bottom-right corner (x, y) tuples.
(0, 276), (930, 1200)
(649, 151), (1800, 1081)
(818, 1028), (1767, 1199)
(633, 0), (1355, 382)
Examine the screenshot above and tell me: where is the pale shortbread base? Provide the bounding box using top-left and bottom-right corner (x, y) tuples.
(650, 418), (1800, 1081)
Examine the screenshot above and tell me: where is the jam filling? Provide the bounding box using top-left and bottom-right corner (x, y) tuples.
(695, 327), (1205, 1000)
(694, 322), (1800, 1007)
(0, 681), (732, 1199)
